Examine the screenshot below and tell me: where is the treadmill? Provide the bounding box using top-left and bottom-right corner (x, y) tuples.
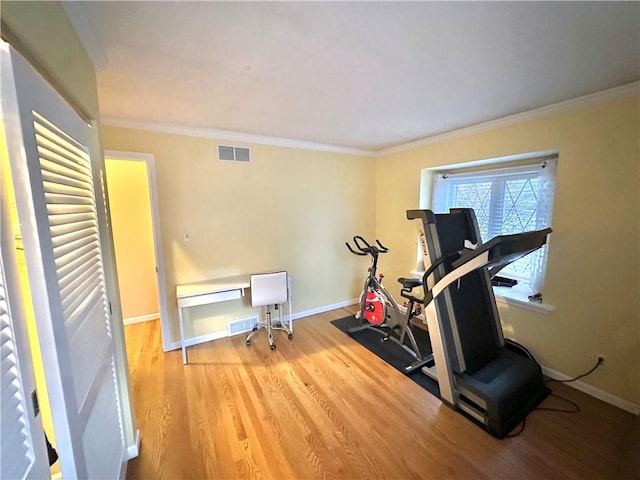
(407, 208), (551, 438)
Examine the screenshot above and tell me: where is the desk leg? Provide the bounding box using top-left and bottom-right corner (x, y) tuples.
(288, 283), (293, 333)
(178, 306), (187, 364)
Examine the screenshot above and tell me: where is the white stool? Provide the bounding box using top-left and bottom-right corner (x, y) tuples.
(246, 271), (293, 350)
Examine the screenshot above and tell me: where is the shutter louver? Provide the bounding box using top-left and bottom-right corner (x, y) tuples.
(0, 273), (35, 480)
(33, 112), (112, 408)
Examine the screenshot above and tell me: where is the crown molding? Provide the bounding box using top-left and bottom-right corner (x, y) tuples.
(101, 81), (638, 158)
(377, 81), (640, 157)
(100, 117), (374, 157)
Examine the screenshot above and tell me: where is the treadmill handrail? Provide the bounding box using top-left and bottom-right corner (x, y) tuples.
(423, 227), (552, 305)
(451, 228), (552, 270)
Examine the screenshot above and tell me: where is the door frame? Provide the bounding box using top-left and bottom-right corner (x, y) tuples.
(104, 150), (171, 352)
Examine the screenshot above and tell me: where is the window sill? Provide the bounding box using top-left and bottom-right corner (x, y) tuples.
(493, 287), (554, 315)
(410, 272), (554, 315)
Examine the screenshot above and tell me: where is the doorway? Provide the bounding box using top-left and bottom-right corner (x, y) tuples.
(103, 151), (170, 350)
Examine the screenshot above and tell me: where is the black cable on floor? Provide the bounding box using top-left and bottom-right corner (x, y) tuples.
(536, 391), (580, 413)
(507, 390), (580, 438)
(506, 418), (526, 438)
(545, 357), (603, 384)
(506, 359), (600, 438)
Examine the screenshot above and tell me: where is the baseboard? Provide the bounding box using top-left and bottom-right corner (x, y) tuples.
(290, 298), (359, 320)
(185, 330), (228, 347)
(265, 298), (358, 324)
(542, 366), (640, 415)
(123, 313), (159, 325)
(165, 299), (358, 352)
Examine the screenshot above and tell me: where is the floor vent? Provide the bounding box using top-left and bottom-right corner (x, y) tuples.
(218, 145), (251, 163)
(228, 316), (258, 336)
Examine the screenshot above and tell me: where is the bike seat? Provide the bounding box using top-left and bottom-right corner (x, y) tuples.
(397, 277), (422, 289)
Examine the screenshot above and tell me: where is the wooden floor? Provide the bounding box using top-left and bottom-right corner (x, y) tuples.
(124, 307), (637, 479)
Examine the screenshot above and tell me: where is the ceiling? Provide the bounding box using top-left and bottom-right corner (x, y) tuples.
(64, 1), (640, 153)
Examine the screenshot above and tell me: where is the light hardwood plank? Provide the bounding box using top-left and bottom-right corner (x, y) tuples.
(125, 307), (637, 479)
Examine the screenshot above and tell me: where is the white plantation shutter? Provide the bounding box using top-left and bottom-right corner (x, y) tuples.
(31, 110), (124, 479)
(0, 171), (49, 479)
(34, 112), (113, 407)
(83, 356), (125, 479)
(0, 280), (35, 480)
(2, 44), (125, 479)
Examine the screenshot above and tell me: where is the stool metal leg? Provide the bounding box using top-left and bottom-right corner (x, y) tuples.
(271, 304), (293, 341)
(246, 303), (293, 349)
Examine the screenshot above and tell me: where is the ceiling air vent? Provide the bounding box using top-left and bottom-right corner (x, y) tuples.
(218, 145), (251, 163)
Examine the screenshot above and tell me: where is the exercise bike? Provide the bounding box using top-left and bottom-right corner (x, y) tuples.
(345, 236), (431, 374)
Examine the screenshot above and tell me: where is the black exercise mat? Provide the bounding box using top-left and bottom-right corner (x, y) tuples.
(331, 315), (440, 398)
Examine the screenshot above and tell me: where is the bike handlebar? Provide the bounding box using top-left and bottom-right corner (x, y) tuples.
(345, 236), (389, 256)
(353, 235), (371, 251)
(345, 241), (367, 256)
(375, 239), (389, 252)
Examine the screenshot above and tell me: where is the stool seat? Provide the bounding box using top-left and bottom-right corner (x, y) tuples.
(246, 271), (292, 350)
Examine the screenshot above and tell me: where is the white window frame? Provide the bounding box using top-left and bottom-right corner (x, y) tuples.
(420, 153), (557, 312)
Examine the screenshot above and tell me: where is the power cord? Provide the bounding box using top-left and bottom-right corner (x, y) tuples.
(507, 390), (580, 438)
(536, 392), (579, 413)
(506, 418), (526, 438)
(545, 356), (603, 384)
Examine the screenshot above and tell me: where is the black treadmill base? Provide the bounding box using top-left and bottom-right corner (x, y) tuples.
(457, 382), (550, 439)
(457, 348), (551, 439)
(486, 384), (550, 438)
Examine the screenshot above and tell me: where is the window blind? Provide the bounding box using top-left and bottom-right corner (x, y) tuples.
(432, 157), (556, 295)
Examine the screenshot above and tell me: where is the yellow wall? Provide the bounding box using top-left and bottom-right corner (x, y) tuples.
(105, 159), (159, 320)
(100, 126), (376, 341)
(375, 94), (640, 406)
(5, 0), (636, 409)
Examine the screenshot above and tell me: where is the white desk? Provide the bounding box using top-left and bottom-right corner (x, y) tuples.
(176, 275), (251, 364)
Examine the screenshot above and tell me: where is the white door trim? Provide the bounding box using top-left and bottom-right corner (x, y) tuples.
(104, 150), (171, 351)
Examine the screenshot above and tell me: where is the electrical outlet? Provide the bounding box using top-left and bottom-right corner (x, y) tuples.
(184, 232), (191, 241)
(597, 354), (606, 365)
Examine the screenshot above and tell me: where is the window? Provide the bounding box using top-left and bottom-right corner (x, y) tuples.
(430, 156), (557, 300)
